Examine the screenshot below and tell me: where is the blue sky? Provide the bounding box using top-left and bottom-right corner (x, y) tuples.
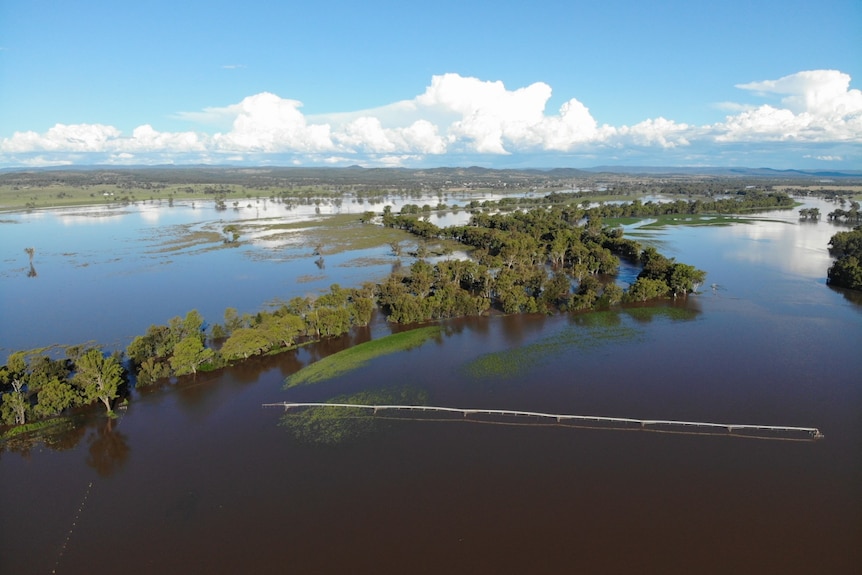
(1, 0), (860, 169)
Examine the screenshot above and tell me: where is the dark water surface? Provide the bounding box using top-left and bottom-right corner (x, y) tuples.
(2, 198), (861, 574)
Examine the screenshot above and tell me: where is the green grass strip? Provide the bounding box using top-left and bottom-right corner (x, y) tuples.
(285, 326), (442, 387)
(0, 417), (72, 441)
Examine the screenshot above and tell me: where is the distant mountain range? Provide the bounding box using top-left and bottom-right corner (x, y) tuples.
(579, 166), (862, 178)
(2, 164), (860, 180)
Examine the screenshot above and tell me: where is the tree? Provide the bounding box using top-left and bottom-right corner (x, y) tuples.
(0, 352), (30, 425)
(667, 263), (707, 297)
(223, 224), (240, 243)
(350, 293), (375, 326)
(134, 357), (171, 387)
(261, 313), (305, 348)
(541, 272), (571, 310)
(34, 378), (79, 417)
(0, 389), (30, 426)
(223, 307), (245, 334)
(220, 328), (273, 360)
(495, 268), (535, 314)
(571, 275), (601, 310)
(826, 227), (862, 291)
(408, 260), (435, 298)
(169, 310), (205, 344)
(126, 324), (173, 365)
(74, 349), (123, 415)
(24, 247), (37, 277)
(638, 247), (671, 281)
(316, 306), (351, 337)
(625, 277), (670, 302)
(600, 283), (624, 306)
(827, 255), (862, 291)
(170, 337), (214, 376)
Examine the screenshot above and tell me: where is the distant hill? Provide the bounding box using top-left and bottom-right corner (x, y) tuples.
(2, 165), (859, 186)
(581, 166), (862, 178)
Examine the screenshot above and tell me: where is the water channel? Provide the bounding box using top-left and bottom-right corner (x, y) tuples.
(1, 196), (860, 574)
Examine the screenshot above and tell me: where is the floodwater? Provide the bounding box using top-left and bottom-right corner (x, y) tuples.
(0, 197), (477, 353)
(1, 197), (861, 574)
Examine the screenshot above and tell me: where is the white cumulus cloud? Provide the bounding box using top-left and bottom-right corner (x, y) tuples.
(2, 123), (121, 152)
(717, 70), (862, 142)
(1, 70), (859, 168)
(212, 92), (335, 153)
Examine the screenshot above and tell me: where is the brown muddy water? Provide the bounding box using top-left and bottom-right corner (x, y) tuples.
(1, 198), (861, 574)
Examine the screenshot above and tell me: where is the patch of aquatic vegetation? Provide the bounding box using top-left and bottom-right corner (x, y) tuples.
(57, 209), (134, 219)
(143, 223), (227, 254)
(285, 326), (442, 387)
(0, 417), (78, 451)
(622, 305), (700, 322)
(255, 230), (312, 245)
(279, 387), (429, 445)
(338, 257), (393, 268)
(465, 307), (704, 380)
(246, 250), (306, 263)
(296, 274), (327, 283)
(464, 311), (645, 380)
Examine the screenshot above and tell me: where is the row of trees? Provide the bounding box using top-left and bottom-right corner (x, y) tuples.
(827, 226), (862, 291)
(0, 347), (124, 426)
(426, 189), (795, 219)
(798, 207), (821, 220)
(125, 285), (375, 386)
(826, 200), (862, 224)
(1, 285), (375, 427)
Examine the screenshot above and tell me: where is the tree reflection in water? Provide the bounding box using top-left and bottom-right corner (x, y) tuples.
(85, 418), (130, 477)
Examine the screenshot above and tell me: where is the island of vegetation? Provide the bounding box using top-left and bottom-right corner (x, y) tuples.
(4, 167), (855, 440)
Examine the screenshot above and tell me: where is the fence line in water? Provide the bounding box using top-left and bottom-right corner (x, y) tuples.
(264, 402), (824, 440)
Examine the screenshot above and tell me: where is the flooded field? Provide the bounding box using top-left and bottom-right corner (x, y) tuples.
(1, 196), (861, 574)
(0, 195), (485, 352)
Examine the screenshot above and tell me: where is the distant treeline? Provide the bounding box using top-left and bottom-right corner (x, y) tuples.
(4, 165), (856, 198)
(4, 189), (798, 430)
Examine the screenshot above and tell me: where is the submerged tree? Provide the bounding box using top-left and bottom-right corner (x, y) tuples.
(223, 224), (241, 243)
(24, 247), (37, 277)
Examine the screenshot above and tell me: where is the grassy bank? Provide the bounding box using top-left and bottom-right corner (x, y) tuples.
(285, 326), (442, 386)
